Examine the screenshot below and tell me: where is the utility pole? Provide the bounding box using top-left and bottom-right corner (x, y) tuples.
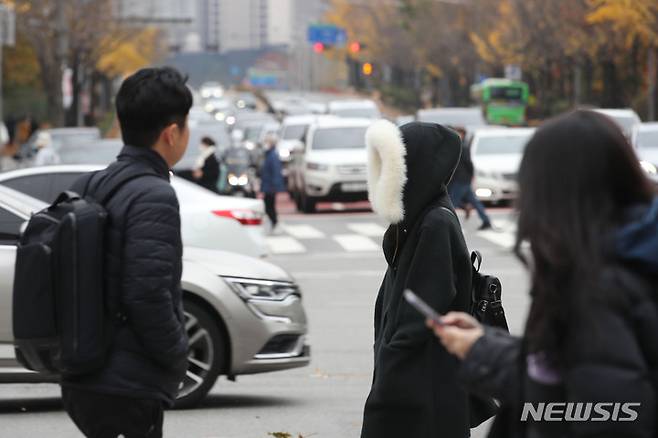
(54, 0), (68, 126)
(648, 48), (656, 121)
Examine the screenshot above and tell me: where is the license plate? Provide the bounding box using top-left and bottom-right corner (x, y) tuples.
(342, 182), (367, 192)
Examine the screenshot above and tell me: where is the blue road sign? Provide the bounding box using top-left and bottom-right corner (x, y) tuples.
(307, 24), (347, 47)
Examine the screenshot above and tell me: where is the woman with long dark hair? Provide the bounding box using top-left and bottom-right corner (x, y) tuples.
(430, 110), (658, 437)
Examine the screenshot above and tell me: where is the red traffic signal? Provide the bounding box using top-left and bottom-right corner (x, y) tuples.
(349, 42), (361, 53)
(313, 42), (325, 53)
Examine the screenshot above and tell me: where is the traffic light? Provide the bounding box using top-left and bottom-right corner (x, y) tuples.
(349, 42), (361, 54)
(313, 42), (325, 53)
(362, 62), (373, 76)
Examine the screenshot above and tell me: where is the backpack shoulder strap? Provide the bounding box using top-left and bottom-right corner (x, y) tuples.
(88, 164), (158, 206)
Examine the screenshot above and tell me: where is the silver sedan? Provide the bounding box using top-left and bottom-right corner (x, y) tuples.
(0, 186), (310, 408)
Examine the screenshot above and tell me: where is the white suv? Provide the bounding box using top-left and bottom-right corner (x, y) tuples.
(288, 118), (372, 213)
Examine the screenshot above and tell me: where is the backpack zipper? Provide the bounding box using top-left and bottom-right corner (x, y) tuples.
(67, 212), (79, 355)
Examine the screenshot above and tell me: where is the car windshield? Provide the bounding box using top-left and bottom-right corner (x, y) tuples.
(283, 124), (307, 140)
(176, 122), (230, 169)
(490, 87), (523, 102)
(244, 126), (262, 142)
(224, 148), (251, 166)
(637, 130), (658, 149)
(331, 108), (379, 119)
(312, 127), (368, 150)
(475, 135), (532, 155)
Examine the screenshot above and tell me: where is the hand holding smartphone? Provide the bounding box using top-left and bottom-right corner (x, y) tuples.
(403, 289), (444, 326)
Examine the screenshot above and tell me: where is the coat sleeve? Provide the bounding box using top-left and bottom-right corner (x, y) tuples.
(388, 210), (460, 349)
(121, 186), (188, 369)
(458, 326), (523, 402)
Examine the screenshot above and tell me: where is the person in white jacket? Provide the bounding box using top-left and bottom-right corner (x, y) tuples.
(34, 131), (61, 166)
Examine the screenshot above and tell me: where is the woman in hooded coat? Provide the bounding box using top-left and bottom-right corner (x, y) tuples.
(361, 120), (472, 438)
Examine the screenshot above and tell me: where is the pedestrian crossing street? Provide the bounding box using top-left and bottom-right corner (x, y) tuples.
(266, 215), (518, 255)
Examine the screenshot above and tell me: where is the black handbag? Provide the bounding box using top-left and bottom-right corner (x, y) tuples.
(470, 251), (509, 331)
(468, 250), (509, 428)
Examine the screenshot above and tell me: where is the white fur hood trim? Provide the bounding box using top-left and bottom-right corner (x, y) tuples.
(366, 120), (407, 224)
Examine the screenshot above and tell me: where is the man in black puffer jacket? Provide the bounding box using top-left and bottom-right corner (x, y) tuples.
(61, 67), (192, 438)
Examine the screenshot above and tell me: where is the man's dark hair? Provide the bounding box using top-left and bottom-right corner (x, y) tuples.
(116, 67), (193, 149)
(201, 136), (216, 146)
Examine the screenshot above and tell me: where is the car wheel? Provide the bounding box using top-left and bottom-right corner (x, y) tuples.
(175, 300), (227, 409)
(300, 190), (316, 214)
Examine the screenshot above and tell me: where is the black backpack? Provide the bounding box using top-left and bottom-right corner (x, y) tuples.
(12, 168), (151, 376)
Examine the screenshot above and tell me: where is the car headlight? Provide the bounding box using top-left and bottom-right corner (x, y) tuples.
(215, 112), (226, 121)
(202, 90), (212, 98)
(213, 90), (223, 98)
(224, 277), (300, 302)
(228, 174), (239, 186)
(279, 149), (291, 159)
(307, 162), (329, 171)
(204, 103), (214, 112)
(640, 160), (657, 175)
(226, 116), (236, 125)
(245, 141), (256, 151)
(238, 174), (249, 186)
(475, 188), (494, 198)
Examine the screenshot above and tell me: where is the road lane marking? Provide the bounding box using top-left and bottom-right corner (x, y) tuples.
(347, 222), (387, 237)
(292, 270), (384, 279)
(477, 230), (516, 249)
(333, 234), (380, 252)
(266, 236), (307, 254)
(281, 224), (326, 239)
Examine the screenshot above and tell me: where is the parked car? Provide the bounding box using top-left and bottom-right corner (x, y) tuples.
(0, 185), (310, 408)
(634, 123), (658, 184)
(416, 107), (487, 128)
(0, 165), (268, 258)
(468, 127), (536, 203)
(288, 118), (372, 213)
(592, 108), (641, 141)
(326, 99), (381, 119)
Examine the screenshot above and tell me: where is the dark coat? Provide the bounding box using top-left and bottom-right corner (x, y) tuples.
(362, 122), (473, 438)
(199, 152), (220, 193)
(459, 199), (658, 438)
(450, 143), (474, 185)
(62, 145), (189, 407)
(260, 148), (285, 194)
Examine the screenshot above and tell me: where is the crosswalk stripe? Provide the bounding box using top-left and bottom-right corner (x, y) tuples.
(333, 234), (380, 252)
(266, 236), (307, 254)
(347, 222), (387, 237)
(282, 224), (326, 239)
(477, 230), (516, 249)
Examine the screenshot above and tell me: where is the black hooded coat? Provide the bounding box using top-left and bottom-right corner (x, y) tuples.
(361, 122), (473, 438)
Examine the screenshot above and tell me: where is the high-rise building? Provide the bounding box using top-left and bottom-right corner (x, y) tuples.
(115, 0), (197, 52)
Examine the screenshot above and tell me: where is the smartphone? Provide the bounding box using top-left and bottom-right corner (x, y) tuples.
(403, 289), (444, 326)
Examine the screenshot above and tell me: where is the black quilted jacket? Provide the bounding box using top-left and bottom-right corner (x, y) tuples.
(62, 145), (188, 406)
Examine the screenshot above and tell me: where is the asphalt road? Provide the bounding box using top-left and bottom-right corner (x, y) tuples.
(0, 202), (530, 438)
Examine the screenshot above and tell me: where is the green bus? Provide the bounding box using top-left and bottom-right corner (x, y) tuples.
(470, 78), (529, 126)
